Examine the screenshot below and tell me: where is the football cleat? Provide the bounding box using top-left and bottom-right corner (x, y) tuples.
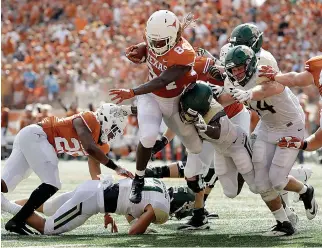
(204, 208), (219, 219)
(299, 185), (318, 220)
(5, 219), (37, 235)
(177, 208), (210, 230)
(129, 177), (144, 204)
(262, 221), (295, 237)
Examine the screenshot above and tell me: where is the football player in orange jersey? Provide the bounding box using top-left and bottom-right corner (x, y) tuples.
(109, 11), (203, 205)
(1, 103), (133, 235)
(259, 56), (322, 152)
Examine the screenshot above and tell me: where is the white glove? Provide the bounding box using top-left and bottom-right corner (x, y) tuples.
(231, 88), (253, 103)
(209, 84), (224, 98)
(118, 105), (132, 116)
(195, 114), (208, 133)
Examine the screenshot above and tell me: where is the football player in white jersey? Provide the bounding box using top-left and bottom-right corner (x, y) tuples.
(2, 177), (195, 235)
(258, 55), (322, 152)
(213, 23), (312, 218)
(223, 45), (318, 236)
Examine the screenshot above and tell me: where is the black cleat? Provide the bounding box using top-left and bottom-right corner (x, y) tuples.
(5, 219), (36, 235)
(299, 184), (318, 220)
(204, 208), (219, 219)
(262, 221), (295, 236)
(177, 208), (210, 230)
(129, 177), (144, 204)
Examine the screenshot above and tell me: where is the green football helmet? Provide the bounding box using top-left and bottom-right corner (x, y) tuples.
(168, 186), (195, 220)
(179, 82), (213, 124)
(229, 23), (263, 53)
(224, 45), (258, 87)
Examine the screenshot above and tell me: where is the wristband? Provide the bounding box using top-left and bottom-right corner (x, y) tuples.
(105, 159), (118, 170)
(161, 136), (169, 145)
(302, 141), (308, 150)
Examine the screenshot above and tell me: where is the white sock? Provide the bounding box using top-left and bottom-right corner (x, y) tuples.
(1, 194), (22, 215)
(272, 206), (289, 223)
(136, 169), (145, 177)
(284, 205), (293, 217)
(299, 185), (307, 195)
(280, 190), (290, 206)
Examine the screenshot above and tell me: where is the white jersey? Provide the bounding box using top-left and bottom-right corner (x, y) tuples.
(199, 99), (238, 153)
(115, 178), (170, 224)
(224, 48), (304, 131)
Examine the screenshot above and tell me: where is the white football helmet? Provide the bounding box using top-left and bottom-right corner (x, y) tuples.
(145, 10), (180, 57)
(219, 43), (234, 65)
(96, 103), (127, 144)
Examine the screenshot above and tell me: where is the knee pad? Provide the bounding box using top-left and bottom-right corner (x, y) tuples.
(140, 135), (158, 148)
(204, 168), (218, 188)
(224, 190), (238, 199)
(186, 175), (205, 193)
(269, 164), (290, 192)
(272, 180), (289, 192)
(260, 189), (279, 202)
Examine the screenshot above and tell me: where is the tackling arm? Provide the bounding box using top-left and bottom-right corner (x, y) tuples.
(88, 156), (101, 180)
(274, 71), (313, 88)
(73, 118), (116, 170)
(250, 81), (284, 101)
(304, 128), (322, 151)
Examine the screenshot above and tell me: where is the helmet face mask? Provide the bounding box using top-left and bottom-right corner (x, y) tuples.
(225, 45), (258, 87)
(96, 103), (127, 144)
(179, 82), (212, 124)
(145, 10), (180, 57)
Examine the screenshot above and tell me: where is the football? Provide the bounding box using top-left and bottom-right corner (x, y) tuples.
(126, 43), (147, 64)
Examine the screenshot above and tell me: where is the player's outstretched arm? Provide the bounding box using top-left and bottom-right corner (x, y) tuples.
(109, 65), (190, 104)
(303, 128), (322, 151)
(128, 205), (156, 235)
(88, 156), (101, 180)
(73, 118), (133, 178)
(259, 66), (313, 87)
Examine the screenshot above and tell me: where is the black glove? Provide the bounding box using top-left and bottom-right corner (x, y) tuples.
(151, 136), (169, 155)
(208, 65), (226, 81)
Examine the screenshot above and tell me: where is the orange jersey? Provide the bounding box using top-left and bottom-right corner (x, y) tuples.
(305, 55), (322, 96)
(39, 111), (109, 156)
(194, 56), (243, 119)
(146, 38), (197, 98)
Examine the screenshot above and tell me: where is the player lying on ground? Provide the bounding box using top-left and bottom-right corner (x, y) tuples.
(258, 55), (322, 151)
(1, 103), (133, 235)
(2, 178), (195, 235)
(221, 45), (318, 236)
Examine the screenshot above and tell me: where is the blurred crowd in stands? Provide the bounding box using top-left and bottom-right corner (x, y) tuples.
(1, 0), (322, 162)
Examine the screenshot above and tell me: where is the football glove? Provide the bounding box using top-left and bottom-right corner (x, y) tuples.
(258, 65), (278, 81)
(231, 88), (253, 103)
(209, 84), (224, 98)
(195, 114), (208, 133)
(277, 136), (306, 150)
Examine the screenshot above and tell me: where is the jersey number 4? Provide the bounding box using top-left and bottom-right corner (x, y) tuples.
(249, 100), (276, 115)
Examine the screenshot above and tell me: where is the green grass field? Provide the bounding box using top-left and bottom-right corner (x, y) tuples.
(1, 160), (322, 247)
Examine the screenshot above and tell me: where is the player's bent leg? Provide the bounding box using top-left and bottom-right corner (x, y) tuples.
(270, 147), (318, 220)
(131, 94), (163, 204)
(163, 113), (202, 155)
(44, 180), (101, 235)
(1, 144), (32, 193)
